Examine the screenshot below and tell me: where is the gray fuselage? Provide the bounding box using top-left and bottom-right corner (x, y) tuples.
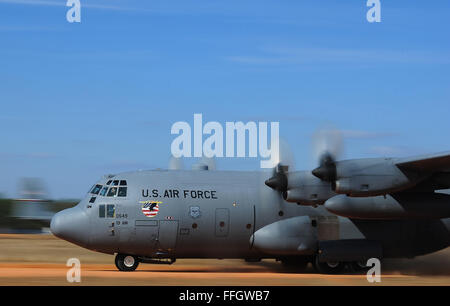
(50, 169), (450, 260)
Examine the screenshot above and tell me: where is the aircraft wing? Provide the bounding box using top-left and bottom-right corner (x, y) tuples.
(395, 151), (450, 191)
(396, 151), (450, 173)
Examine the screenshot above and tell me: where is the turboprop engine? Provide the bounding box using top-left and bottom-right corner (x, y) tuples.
(313, 158), (419, 197)
(265, 168), (336, 206)
(283, 171), (336, 205)
(324, 192), (450, 220)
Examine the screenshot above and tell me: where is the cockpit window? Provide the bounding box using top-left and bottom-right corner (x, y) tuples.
(118, 187), (127, 197)
(120, 180), (127, 186)
(99, 205), (105, 218)
(106, 180), (112, 185)
(100, 186), (108, 196)
(88, 184), (95, 193)
(91, 184), (102, 195)
(107, 187), (118, 197)
(99, 204), (115, 218)
(107, 204), (115, 218)
(112, 180), (119, 186)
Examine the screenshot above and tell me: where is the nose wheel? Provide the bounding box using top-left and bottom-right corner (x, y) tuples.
(115, 254), (139, 271)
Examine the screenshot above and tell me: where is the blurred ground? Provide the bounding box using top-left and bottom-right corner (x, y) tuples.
(0, 199), (76, 233)
(0, 234), (449, 286)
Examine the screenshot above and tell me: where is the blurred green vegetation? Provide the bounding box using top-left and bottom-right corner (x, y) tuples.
(0, 199), (78, 230)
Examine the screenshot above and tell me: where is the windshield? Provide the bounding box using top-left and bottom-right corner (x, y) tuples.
(90, 184), (102, 195)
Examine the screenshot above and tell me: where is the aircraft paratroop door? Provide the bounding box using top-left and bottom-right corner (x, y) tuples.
(133, 220), (159, 254)
(215, 208), (230, 237)
(158, 220), (179, 252)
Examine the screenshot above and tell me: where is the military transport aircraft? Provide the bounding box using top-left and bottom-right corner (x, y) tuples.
(50, 143), (450, 274)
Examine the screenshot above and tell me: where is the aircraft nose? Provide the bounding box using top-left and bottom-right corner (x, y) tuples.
(51, 207), (90, 248)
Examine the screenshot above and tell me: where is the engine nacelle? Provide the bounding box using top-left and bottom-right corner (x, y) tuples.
(251, 216), (317, 255)
(283, 171), (335, 205)
(333, 158), (416, 197)
(325, 192), (450, 220)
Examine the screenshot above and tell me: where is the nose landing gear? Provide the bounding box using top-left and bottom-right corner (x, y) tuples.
(115, 254), (140, 271)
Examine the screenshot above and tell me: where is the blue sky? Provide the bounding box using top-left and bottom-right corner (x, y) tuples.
(0, 0), (449, 199)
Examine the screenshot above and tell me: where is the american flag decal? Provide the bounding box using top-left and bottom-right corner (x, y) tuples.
(140, 201), (162, 218)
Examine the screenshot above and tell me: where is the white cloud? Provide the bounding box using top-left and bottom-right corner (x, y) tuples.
(368, 146), (406, 156)
(0, 0), (64, 7)
(0, 152), (59, 159)
(0, 0), (144, 12)
(227, 47), (450, 66)
(341, 130), (396, 140)
(366, 146), (429, 157)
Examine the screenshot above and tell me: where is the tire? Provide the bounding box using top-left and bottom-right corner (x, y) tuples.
(115, 254), (139, 271)
(313, 256), (345, 274)
(350, 261), (371, 273)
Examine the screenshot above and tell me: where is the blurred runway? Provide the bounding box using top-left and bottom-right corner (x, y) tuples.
(0, 234), (449, 286)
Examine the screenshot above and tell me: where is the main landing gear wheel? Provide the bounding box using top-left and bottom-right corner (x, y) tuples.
(350, 260), (371, 273)
(313, 256), (345, 274)
(115, 254), (139, 271)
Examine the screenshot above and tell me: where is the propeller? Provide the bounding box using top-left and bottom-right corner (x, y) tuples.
(264, 138), (294, 195)
(265, 164), (288, 192)
(311, 127), (343, 184)
(312, 152), (337, 182)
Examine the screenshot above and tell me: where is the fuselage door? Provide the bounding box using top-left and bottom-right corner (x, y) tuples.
(158, 220), (179, 252)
